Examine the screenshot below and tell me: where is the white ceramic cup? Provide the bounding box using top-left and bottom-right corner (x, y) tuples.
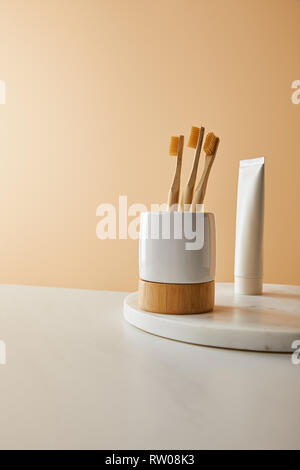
(139, 212), (216, 284)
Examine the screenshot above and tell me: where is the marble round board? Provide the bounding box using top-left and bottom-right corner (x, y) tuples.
(123, 283), (300, 352)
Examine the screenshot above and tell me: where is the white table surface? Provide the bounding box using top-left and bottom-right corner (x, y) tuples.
(0, 283), (299, 450)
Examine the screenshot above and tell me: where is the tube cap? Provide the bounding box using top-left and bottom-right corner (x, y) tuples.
(234, 277), (262, 295)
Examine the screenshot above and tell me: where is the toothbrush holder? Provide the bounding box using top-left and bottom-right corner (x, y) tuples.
(138, 211), (216, 314)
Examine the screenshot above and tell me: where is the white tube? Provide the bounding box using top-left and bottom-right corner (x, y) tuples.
(234, 157), (264, 295)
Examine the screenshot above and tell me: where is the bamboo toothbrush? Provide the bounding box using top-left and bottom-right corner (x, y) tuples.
(167, 135), (184, 211)
(191, 132), (219, 211)
(180, 126), (205, 211)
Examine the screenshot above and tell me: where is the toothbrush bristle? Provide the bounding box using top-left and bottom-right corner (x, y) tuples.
(169, 136), (179, 156)
(188, 126), (200, 149)
(204, 132), (218, 155)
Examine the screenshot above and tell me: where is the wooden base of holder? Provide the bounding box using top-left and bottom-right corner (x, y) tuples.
(138, 279), (215, 315)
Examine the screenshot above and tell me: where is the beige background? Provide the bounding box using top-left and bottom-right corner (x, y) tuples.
(0, 0), (299, 291)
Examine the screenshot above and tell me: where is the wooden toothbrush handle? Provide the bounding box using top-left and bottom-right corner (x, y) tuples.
(180, 185), (194, 211)
(197, 164), (214, 205)
(190, 160), (211, 211)
(167, 135), (184, 211)
(191, 138), (219, 211)
(180, 127), (204, 211)
(167, 188), (180, 210)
